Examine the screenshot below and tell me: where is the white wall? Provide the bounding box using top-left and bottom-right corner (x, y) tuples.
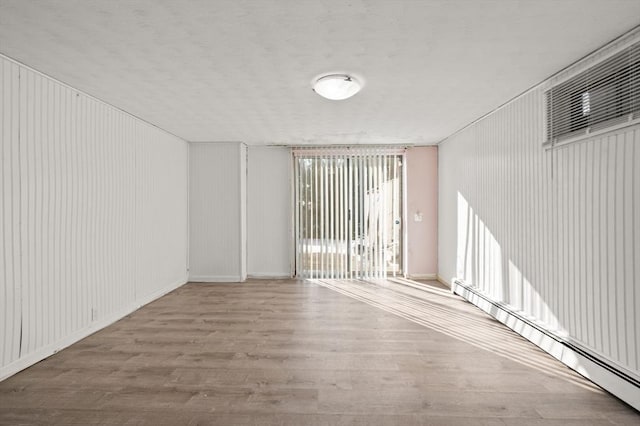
(247, 146), (291, 278)
(189, 142), (247, 282)
(0, 55), (189, 380)
(438, 37), (639, 403)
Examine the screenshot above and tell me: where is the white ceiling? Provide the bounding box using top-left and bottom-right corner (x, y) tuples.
(1, 0), (639, 146)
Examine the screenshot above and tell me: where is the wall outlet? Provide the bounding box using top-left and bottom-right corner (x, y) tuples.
(91, 308), (98, 321)
(414, 212), (423, 222)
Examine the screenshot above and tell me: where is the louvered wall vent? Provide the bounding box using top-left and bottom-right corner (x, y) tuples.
(546, 40), (640, 144)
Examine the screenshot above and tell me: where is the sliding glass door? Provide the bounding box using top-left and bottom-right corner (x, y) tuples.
(293, 148), (404, 279)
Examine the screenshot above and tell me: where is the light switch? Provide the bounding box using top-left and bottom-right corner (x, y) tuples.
(414, 212), (423, 222)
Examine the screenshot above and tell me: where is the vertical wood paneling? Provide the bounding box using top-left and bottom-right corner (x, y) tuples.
(0, 54), (188, 379)
(635, 128), (640, 372)
(623, 132), (634, 369)
(0, 59), (21, 369)
(439, 86), (640, 380)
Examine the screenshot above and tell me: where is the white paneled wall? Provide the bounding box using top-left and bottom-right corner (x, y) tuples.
(1, 58), (21, 370)
(189, 142), (247, 282)
(0, 55), (188, 379)
(247, 146), (291, 278)
(439, 82), (640, 384)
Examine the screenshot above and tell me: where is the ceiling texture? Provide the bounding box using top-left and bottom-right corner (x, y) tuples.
(1, 0), (639, 146)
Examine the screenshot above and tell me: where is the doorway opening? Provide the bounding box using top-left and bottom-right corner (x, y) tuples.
(293, 148), (405, 279)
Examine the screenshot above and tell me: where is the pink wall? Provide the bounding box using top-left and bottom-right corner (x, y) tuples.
(406, 146), (438, 277)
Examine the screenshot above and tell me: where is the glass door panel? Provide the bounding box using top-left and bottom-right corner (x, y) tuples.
(294, 151), (403, 279)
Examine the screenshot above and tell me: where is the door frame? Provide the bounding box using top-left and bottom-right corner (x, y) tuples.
(290, 147), (407, 279)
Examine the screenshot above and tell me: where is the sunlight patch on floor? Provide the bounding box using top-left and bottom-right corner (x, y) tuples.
(311, 278), (603, 394)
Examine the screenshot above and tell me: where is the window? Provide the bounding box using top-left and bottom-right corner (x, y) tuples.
(292, 148), (404, 280)
(546, 40), (640, 143)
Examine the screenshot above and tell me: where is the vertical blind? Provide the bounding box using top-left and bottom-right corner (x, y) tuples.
(546, 39), (640, 143)
(293, 147), (405, 279)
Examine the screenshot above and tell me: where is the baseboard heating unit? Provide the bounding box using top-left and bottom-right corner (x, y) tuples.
(452, 279), (640, 411)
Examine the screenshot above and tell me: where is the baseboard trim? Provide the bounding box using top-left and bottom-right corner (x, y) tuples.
(452, 278), (640, 411)
(0, 276), (187, 382)
(407, 273), (437, 280)
(189, 275), (243, 282)
(436, 275), (451, 289)
(247, 273), (292, 279)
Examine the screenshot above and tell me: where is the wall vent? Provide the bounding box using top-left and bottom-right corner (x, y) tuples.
(546, 40), (640, 144)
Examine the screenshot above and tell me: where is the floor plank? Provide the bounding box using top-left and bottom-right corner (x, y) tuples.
(0, 279), (637, 425)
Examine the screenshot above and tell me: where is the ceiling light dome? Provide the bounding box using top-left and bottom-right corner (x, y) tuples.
(313, 74), (362, 100)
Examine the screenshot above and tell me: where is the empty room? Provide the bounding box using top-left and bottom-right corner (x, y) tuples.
(1, 0), (639, 424)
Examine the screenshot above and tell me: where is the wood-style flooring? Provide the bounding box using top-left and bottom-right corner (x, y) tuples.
(0, 278), (638, 425)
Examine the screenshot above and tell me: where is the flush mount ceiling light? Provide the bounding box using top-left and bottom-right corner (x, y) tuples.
(313, 74), (362, 100)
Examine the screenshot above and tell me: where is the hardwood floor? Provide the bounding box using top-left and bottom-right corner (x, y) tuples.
(0, 279), (638, 425)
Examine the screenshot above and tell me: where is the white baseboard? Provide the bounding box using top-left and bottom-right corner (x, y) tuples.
(436, 275), (451, 288)
(189, 275), (243, 282)
(0, 276), (187, 382)
(407, 273), (437, 280)
(247, 273), (292, 279)
(452, 278), (640, 411)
